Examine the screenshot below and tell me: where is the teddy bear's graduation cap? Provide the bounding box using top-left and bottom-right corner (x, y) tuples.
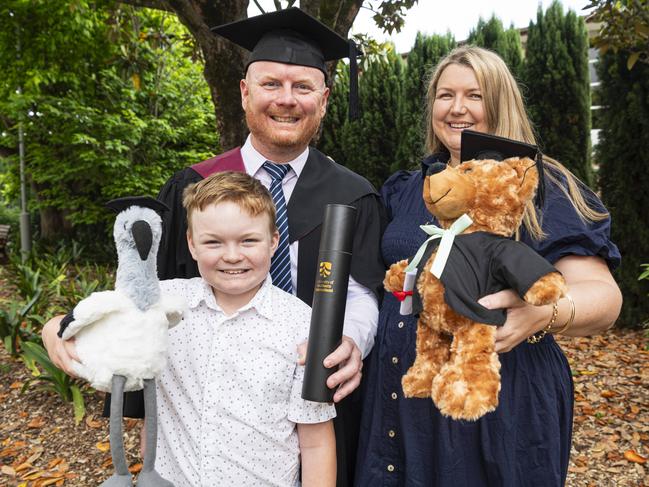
(211, 7), (361, 119)
(460, 130), (546, 207)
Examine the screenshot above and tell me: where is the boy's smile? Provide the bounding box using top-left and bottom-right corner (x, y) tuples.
(187, 201), (279, 314)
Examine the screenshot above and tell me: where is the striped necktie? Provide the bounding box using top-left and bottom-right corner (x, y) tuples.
(263, 161), (293, 294)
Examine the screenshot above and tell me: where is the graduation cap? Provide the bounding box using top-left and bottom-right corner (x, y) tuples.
(105, 196), (170, 215)
(460, 130), (546, 207)
(211, 7), (361, 119)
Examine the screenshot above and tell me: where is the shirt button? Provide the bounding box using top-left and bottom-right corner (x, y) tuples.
(388, 430), (396, 438)
(398, 321), (404, 328)
(387, 464), (395, 472)
(391, 392), (397, 400)
(391, 356), (399, 364)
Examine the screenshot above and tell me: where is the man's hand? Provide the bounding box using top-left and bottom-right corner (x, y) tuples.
(297, 335), (363, 403)
(41, 316), (82, 377)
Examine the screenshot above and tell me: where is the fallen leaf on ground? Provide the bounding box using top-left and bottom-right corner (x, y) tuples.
(14, 462), (32, 473)
(624, 450), (647, 464)
(47, 458), (64, 469)
(85, 415), (102, 429)
(96, 442), (110, 452)
(28, 417), (46, 429)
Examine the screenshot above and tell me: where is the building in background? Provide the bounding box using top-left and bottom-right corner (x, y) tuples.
(517, 17), (603, 148)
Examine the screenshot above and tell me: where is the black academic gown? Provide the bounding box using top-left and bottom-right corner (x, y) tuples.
(107, 146), (386, 487)
(412, 231), (558, 322)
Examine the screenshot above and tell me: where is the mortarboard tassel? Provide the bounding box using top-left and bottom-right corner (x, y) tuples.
(348, 40), (360, 120)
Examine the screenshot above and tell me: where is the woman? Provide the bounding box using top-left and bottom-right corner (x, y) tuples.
(355, 46), (622, 487)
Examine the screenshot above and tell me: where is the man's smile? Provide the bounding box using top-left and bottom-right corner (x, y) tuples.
(270, 115), (300, 124)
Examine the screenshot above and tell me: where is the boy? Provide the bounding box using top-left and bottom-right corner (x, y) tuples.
(43, 172), (336, 486)
(155, 171), (336, 486)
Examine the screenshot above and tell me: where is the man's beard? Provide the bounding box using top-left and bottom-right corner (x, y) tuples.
(245, 109), (322, 152)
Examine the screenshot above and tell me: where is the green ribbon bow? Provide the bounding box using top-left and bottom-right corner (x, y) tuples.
(405, 213), (473, 278)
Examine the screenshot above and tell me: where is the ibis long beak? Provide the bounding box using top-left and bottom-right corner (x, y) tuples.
(132, 220), (152, 261)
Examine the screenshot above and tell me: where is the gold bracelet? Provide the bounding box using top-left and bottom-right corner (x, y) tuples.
(527, 301), (559, 344)
(551, 294), (575, 335)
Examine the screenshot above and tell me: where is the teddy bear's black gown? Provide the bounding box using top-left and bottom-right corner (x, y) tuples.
(355, 153), (620, 487)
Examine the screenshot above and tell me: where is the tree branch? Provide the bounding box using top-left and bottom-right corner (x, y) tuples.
(118, 0), (175, 13)
(251, 0), (266, 13)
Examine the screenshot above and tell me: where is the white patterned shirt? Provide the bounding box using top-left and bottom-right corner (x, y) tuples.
(155, 276), (336, 487)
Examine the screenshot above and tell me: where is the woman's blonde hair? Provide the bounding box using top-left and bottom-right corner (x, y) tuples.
(425, 45), (607, 239)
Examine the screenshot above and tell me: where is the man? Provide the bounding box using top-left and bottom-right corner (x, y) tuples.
(43, 8), (384, 486)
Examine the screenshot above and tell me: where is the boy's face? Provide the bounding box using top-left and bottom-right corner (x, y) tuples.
(187, 201), (279, 312)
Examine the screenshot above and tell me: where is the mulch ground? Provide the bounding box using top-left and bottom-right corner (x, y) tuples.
(0, 267), (647, 486)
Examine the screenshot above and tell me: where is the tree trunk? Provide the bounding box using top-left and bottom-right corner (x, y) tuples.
(166, 0), (249, 149)
(39, 206), (71, 240)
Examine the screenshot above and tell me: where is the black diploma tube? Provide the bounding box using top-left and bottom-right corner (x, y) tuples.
(302, 204), (356, 403)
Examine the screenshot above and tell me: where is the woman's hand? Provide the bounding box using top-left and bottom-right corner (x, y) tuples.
(478, 290), (553, 353)
(479, 255), (623, 353)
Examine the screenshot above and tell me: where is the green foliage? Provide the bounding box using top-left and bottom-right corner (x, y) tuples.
(21, 341), (87, 423)
(0, 1), (219, 243)
(395, 33), (455, 170)
(639, 264), (649, 282)
(597, 51), (649, 328)
(524, 1), (593, 187)
(0, 290), (42, 356)
(0, 205), (19, 227)
(365, 0), (420, 34)
(586, 0), (649, 69)
(1, 241), (113, 421)
(320, 34), (456, 187)
(466, 16), (524, 78)
(319, 47), (405, 188)
(8, 241), (114, 315)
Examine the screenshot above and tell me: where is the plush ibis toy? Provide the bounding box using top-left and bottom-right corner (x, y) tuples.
(58, 196), (185, 487)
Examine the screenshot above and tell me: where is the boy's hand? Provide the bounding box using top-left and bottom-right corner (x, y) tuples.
(41, 316), (82, 377)
(297, 335), (362, 403)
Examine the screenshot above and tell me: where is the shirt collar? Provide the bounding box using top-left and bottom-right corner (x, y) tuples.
(187, 275), (274, 321)
(187, 278), (219, 310)
(241, 134), (309, 179)
(235, 275), (274, 321)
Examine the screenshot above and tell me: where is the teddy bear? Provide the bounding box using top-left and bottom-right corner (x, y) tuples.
(384, 157), (567, 421)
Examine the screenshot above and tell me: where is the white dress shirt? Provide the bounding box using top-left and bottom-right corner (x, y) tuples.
(155, 277), (336, 487)
(241, 136), (379, 357)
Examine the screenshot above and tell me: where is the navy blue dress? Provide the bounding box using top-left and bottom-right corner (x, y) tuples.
(355, 156), (621, 487)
